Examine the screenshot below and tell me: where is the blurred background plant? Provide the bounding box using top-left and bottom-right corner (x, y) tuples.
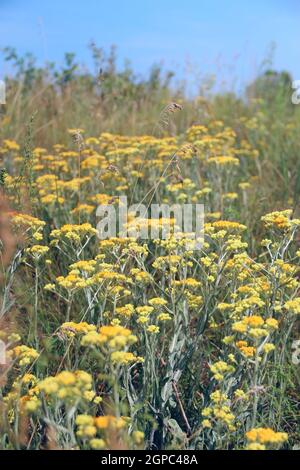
(1, 45), (300, 213)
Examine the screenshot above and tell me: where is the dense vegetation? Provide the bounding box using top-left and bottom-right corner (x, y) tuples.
(0, 47), (299, 450)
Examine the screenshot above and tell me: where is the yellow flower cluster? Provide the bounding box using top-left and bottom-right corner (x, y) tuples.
(60, 321), (96, 338)
(232, 315), (278, 338)
(261, 210), (300, 231)
(39, 370), (95, 404)
(50, 223), (97, 244)
(2, 120), (299, 450)
(245, 427), (288, 450)
(69, 323), (144, 364)
(75, 414), (144, 449)
(284, 297), (300, 315)
(10, 345), (39, 366)
(202, 390), (236, 431)
(210, 360), (235, 381)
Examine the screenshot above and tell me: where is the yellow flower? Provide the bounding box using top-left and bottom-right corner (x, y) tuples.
(284, 298), (300, 315)
(24, 396), (41, 413)
(245, 316), (264, 328)
(39, 370), (93, 404)
(132, 431), (144, 444)
(60, 321), (96, 338)
(94, 415), (126, 430)
(265, 318), (278, 329)
(116, 304), (135, 318)
(210, 361), (235, 381)
(90, 438), (106, 449)
(261, 210), (293, 230)
(246, 427), (288, 445)
(110, 351), (143, 365)
(202, 407), (212, 417)
(76, 415), (94, 426)
(202, 419), (212, 428)
(81, 331), (105, 347)
(246, 443), (266, 450)
(77, 425), (97, 438)
(208, 156), (239, 166)
(148, 297), (168, 307)
(26, 245), (49, 258)
(239, 346), (256, 357)
(147, 325), (160, 334)
(234, 389), (247, 400)
(157, 313), (172, 322)
(11, 345), (39, 366)
(263, 343), (275, 354)
(136, 306), (154, 316)
(210, 390), (228, 404)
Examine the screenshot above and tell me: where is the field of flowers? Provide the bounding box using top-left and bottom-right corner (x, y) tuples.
(0, 107), (300, 450)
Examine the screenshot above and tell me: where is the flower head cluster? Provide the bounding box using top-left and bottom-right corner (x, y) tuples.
(232, 315), (278, 339)
(210, 360), (235, 381)
(38, 370), (94, 405)
(261, 210), (300, 232)
(10, 345), (39, 367)
(50, 223), (97, 244)
(202, 390), (236, 431)
(245, 427), (288, 450)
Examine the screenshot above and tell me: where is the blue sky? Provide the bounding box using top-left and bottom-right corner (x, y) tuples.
(0, 0), (299, 91)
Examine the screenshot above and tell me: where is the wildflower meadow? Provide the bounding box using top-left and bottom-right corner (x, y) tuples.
(0, 44), (300, 452)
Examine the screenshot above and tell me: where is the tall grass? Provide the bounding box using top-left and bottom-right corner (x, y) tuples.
(0, 47), (299, 450)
